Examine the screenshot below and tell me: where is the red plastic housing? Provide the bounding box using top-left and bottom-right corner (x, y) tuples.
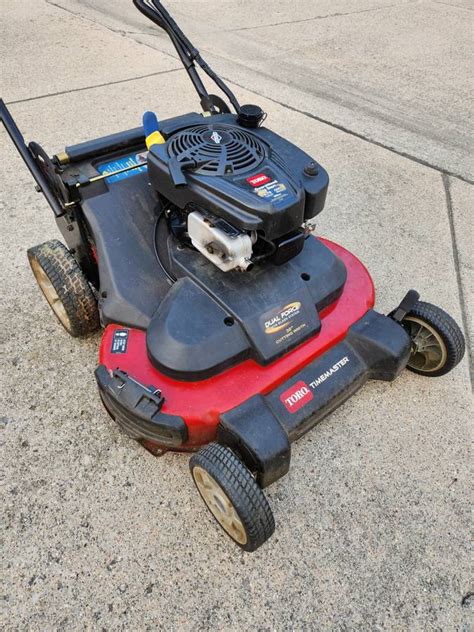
(99, 239), (375, 447)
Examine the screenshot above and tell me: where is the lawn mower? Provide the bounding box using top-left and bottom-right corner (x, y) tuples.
(1, 0), (465, 552)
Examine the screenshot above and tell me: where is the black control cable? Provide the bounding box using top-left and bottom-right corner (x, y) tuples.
(134, 0), (241, 114)
(153, 205), (177, 284)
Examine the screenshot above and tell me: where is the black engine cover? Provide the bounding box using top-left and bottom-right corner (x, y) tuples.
(146, 235), (347, 380)
(147, 114), (329, 241)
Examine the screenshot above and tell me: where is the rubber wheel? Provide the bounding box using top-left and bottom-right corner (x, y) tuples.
(27, 240), (99, 337)
(402, 301), (465, 377)
(190, 443), (275, 552)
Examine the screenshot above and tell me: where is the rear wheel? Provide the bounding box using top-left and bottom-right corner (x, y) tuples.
(27, 240), (99, 337)
(402, 301), (465, 376)
(190, 443), (275, 552)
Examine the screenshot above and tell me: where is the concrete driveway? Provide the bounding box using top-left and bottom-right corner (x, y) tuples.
(1, 1), (472, 630)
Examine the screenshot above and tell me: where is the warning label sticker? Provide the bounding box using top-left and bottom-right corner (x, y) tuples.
(253, 178), (289, 206)
(245, 172), (290, 206)
(111, 329), (129, 354)
(97, 152), (148, 184)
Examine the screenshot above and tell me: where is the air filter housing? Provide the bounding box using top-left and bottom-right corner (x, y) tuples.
(147, 114), (329, 241)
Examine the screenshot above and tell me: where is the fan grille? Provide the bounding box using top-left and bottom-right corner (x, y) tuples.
(167, 124), (266, 176)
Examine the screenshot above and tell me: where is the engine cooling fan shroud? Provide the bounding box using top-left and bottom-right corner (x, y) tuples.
(167, 124), (267, 176)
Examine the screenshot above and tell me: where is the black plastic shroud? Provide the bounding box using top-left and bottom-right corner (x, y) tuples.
(148, 113), (329, 241)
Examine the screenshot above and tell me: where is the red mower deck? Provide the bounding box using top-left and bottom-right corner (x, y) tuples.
(99, 238), (374, 447)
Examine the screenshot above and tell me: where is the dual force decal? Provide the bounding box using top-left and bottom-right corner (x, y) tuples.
(264, 302), (302, 334)
(260, 301), (307, 347)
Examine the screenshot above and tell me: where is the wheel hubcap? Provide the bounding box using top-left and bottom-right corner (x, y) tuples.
(404, 316), (447, 373)
(30, 259), (72, 330)
(192, 466), (247, 545)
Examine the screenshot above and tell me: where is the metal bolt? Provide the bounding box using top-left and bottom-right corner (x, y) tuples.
(304, 161), (319, 177)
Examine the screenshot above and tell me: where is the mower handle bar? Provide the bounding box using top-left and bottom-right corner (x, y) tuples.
(133, 0), (241, 114)
(0, 99), (64, 217)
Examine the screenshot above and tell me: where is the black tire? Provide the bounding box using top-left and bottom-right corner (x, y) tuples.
(27, 240), (100, 337)
(190, 443), (275, 552)
(402, 301), (465, 377)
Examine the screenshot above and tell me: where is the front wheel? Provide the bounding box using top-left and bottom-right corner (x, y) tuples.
(190, 443), (275, 552)
(402, 301), (465, 377)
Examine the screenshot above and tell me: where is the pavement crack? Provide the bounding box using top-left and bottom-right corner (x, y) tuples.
(431, 0), (473, 11)
(461, 592), (474, 607)
(442, 173), (473, 389)
(44, 1), (158, 37)
(228, 2), (404, 32)
(6, 68), (184, 106)
(44, 0), (178, 63)
(223, 79), (474, 185)
(45, 0), (97, 23)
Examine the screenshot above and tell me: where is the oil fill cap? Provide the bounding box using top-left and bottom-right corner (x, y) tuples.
(237, 104), (266, 128)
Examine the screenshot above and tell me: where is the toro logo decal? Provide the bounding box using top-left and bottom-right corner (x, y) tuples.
(264, 301), (302, 334)
(246, 173), (271, 187)
(280, 381), (313, 413)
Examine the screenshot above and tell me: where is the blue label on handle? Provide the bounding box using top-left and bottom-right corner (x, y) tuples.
(97, 151), (148, 184)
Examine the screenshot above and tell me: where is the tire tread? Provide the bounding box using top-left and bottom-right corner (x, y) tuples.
(405, 301), (465, 376)
(27, 240), (99, 337)
(190, 443), (275, 551)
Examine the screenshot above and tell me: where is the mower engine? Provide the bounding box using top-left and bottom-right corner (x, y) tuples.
(147, 120), (330, 271)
